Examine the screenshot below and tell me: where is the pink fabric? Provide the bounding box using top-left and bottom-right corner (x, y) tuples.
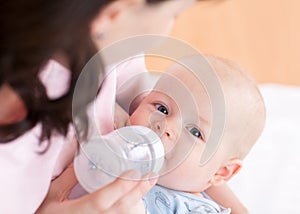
(39, 60), (71, 99)
(92, 54), (148, 136)
(92, 65), (117, 135)
(0, 57), (147, 213)
(0, 60), (75, 213)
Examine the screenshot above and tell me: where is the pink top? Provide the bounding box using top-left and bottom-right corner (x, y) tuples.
(0, 57), (147, 213)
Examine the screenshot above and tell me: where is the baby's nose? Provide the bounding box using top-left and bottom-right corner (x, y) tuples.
(148, 112), (177, 142)
(149, 112), (166, 138)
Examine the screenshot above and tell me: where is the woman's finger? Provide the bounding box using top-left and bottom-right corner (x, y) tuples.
(89, 170), (141, 210)
(38, 169), (156, 213)
(89, 170), (156, 211)
(110, 173), (158, 214)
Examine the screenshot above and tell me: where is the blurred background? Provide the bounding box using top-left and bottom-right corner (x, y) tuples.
(148, 0), (300, 86)
(172, 0), (300, 85)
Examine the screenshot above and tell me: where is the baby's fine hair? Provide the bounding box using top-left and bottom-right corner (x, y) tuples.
(204, 55), (266, 159)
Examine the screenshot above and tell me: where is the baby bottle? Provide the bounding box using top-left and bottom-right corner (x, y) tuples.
(74, 125), (164, 193)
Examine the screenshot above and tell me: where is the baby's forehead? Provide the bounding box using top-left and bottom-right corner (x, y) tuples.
(153, 64), (212, 122)
(162, 63), (206, 88)
(158, 56), (260, 115)
(156, 65), (209, 103)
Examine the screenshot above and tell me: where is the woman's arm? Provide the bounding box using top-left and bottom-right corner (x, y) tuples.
(205, 184), (249, 214)
(37, 164), (156, 214)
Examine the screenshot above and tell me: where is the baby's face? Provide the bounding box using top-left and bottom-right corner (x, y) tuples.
(128, 58), (264, 193)
(128, 65), (224, 192)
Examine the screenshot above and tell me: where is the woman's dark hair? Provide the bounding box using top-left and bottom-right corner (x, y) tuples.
(0, 0), (170, 145)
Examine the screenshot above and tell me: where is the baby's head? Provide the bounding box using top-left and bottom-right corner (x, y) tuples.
(205, 56), (266, 160)
(128, 55), (265, 193)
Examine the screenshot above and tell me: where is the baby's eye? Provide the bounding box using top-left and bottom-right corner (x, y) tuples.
(156, 104), (168, 115)
(188, 127), (203, 139)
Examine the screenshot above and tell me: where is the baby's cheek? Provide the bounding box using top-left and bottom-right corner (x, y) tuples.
(157, 166), (189, 191)
(128, 112), (146, 126)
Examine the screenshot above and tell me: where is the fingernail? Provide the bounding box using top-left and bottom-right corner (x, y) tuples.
(143, 172), (158, 186)
(148, 176), (158, 186)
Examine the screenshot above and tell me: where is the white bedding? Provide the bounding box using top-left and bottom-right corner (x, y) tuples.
(228, 84), (300, 213)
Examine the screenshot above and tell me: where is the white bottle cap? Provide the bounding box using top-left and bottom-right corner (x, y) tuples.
(74, 126), (164, 193)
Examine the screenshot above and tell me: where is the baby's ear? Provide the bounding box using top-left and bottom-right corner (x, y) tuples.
(210, 158), (242, 186)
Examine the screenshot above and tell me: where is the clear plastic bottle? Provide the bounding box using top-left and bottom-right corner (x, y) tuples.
(74, 126), (164, 193)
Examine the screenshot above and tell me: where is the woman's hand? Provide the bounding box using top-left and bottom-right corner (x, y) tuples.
(114, 103), (129, 129)
(37, 164), (156, 214)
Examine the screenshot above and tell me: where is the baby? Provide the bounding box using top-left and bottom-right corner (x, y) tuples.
(116, 55), (266, 213)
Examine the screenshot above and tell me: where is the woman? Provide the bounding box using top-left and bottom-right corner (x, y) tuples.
(0, 0), (247, 213)
(0, 0), (196, 213)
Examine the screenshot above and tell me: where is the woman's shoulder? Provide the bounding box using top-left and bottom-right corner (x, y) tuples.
(0, 123), (71, 213)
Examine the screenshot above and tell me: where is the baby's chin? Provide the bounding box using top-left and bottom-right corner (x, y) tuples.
(156, 164), (181, 188)
(156, 174), (176, 189)
(156, 162), (207, 193)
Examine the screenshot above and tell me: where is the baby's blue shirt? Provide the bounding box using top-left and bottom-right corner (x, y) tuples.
(143, 185), (231, 214)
